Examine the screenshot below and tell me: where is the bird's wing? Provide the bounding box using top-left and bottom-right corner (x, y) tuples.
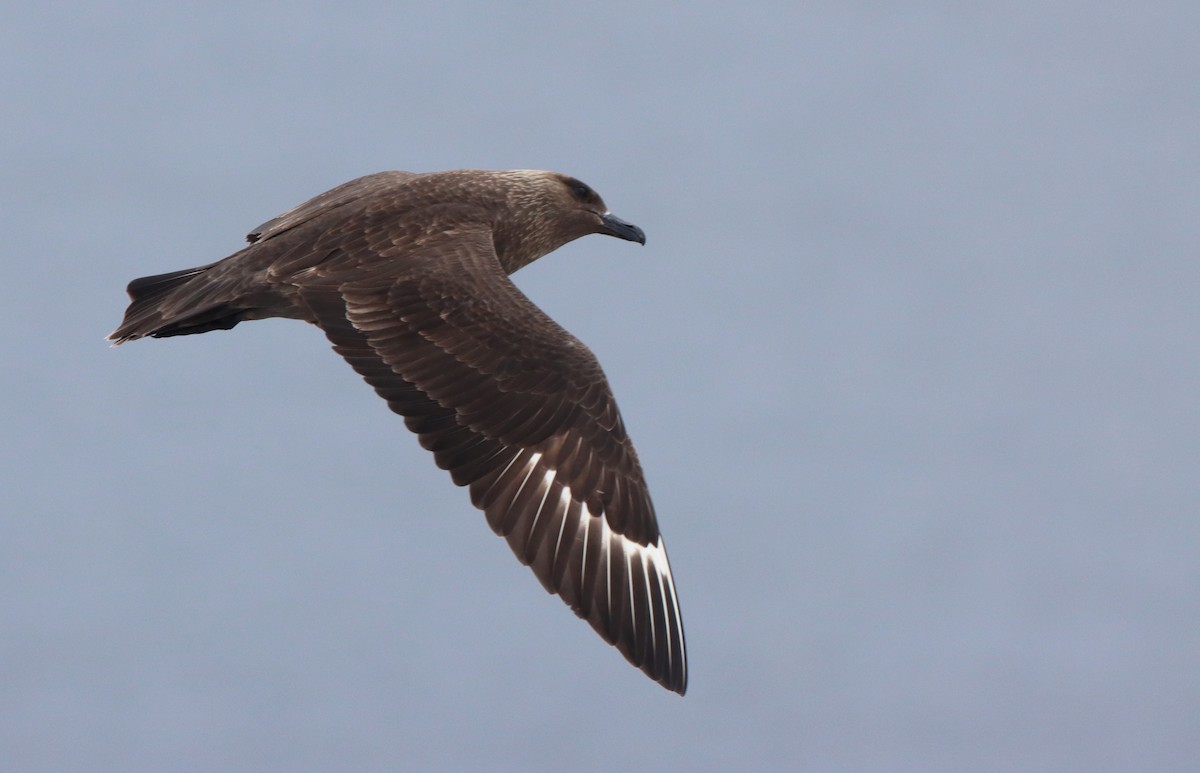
(247, 171), (418, 244)
(289, 228), (687, 694)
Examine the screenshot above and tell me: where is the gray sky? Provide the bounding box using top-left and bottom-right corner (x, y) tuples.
(4, 2), (1198, 770)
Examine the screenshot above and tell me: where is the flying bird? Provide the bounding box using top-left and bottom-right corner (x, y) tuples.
(109, 169), (687, 694)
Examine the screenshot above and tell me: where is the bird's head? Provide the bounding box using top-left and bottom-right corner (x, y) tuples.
(490, 170), (645, 272)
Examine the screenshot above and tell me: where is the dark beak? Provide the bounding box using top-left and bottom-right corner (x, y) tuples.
(598, 212), (646, 245)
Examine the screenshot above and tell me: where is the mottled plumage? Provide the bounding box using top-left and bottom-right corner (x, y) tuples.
(109, 169), (687, 694)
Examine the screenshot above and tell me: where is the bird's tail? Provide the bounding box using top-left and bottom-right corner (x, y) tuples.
(107, 263), (247, 344)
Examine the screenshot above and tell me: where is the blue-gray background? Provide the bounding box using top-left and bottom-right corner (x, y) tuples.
(4, 2), (1197, 770)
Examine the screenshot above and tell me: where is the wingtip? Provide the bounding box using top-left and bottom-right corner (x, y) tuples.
(659, 665), (688, 696)
(653, 649), (689, 696)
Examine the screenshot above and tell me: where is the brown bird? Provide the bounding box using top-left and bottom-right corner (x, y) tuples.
(109, 169), (687, 694)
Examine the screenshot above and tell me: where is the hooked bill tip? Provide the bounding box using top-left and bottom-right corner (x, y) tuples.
(599, 212), (645, 245)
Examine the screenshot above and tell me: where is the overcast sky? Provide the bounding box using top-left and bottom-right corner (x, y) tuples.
(4, 2), (1199, 771)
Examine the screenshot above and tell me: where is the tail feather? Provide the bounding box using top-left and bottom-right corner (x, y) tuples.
(125, 266), (209, 301)
(108, 263), (245, 344)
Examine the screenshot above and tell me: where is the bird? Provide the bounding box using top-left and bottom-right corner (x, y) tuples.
(109, 169), (687, 694)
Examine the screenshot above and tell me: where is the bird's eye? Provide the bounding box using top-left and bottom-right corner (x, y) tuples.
(570, 181), (592, 200)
